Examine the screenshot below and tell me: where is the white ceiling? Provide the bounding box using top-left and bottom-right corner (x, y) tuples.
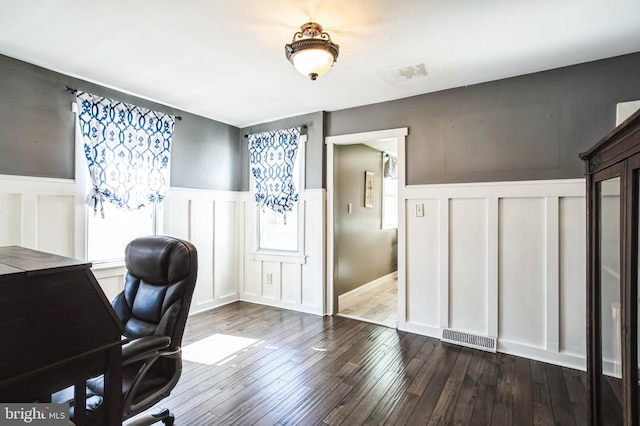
(1, 0), (639, 127)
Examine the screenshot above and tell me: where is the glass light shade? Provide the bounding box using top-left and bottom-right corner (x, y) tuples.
(285, 23), (339, 80)
(291, 48), (335, 79)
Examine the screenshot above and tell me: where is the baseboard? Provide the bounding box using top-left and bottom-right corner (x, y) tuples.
(498, 340), (586, 371)
(338, 271), (398, 305)
(399, 322), (442, 339)
(239, 294), (324, 316)
(189, 295), (239, 316)
(399, 322), (587, 371)
(336, 313), (396, 329)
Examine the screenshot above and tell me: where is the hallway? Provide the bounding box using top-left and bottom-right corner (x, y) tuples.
(338, 276), (397, 328)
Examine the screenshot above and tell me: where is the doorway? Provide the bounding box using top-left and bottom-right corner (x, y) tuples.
(325, 128), (408, 329)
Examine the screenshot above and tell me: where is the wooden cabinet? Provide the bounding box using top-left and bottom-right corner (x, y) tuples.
(581, 109), (640, 425)
(0, 246), (124, 425)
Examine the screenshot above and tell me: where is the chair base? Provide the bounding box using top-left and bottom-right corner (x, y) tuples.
(125, 406), (174, 426)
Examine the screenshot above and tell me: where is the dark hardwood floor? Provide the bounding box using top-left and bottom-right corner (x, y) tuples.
(160, 302), (587, 425)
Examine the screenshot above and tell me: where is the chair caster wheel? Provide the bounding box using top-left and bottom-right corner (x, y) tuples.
(162, 414), (174, 425)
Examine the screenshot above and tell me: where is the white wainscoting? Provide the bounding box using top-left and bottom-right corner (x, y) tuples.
(0, 176), (243, 315)
(2, 172), (590, 370)
(92, 265), (127, 302)
(0, 174), (77, 257)
(240, 189), (325, 315)
(403, 179), (587, 370)
(95, 188), (244, 315)
(0, 174), (325, 318)
(166, 187), (241, 314)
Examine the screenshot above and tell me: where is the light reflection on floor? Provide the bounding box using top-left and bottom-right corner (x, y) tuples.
(182, 333), (261, 366)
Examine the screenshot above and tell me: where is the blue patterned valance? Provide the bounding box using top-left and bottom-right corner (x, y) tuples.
(76, 91), (175, 216)
(248, 127), (301, 214)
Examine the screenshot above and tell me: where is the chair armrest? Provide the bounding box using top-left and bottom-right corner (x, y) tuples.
(122, 335), (171, 365)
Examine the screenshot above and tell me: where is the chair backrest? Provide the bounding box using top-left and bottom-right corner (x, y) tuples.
(111, 235), (198, 349)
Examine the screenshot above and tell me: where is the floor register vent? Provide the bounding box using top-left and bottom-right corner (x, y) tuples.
(441, 328), (497, 353)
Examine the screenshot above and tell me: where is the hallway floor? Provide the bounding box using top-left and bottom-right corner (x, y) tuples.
(338, 276), (397, 328)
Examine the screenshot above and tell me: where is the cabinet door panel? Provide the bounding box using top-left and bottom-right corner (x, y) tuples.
(636, 170), (640, 426)
(598, 176), (623, 425)
(629, 154), (640, 425)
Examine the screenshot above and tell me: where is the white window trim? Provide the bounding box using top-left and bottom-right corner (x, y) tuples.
(72, 101), (88, 260)
(249, 133), (307, 259)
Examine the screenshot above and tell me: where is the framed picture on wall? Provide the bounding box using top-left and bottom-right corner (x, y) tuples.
(364, 171), (374, 208)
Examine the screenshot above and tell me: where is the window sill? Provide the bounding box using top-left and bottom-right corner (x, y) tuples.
(91, 259), (126, 271)
(249, 251), (307, 264)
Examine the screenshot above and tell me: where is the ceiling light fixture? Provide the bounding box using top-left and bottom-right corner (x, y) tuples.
(285, 22), (339, 81)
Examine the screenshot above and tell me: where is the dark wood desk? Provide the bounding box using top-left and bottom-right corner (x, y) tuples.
(0, 246), (124, 425)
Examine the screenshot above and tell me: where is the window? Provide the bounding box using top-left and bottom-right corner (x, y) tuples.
(78, 149), (164, 264)
(86, 202), (158, 263)
(259, 203), (299, 251)
(74, 92), (173, 264)
(252, 134), (306, 254)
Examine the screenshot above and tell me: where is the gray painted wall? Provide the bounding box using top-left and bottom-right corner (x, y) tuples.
(334, 144), (397, 297)
(6, 52), (639, 191)
(4, 50), (639, 309)
(326, 52), (640, 185)
(0, 54), (241, 190)
(0, 55), (75, 179)
(240, 111), (324, 191)
(171, 113), (240, 190)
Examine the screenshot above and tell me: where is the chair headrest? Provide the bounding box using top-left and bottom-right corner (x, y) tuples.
(125, 236), (194, 285)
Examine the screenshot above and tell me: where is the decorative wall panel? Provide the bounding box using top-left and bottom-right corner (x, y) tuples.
(404, 179), (586, 369)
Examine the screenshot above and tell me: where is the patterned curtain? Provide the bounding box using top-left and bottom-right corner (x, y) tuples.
(76, 91), (175, 217)
(248, 127), (301, 214)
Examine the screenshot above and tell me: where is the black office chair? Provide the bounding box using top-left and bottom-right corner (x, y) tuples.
(54, 235), (198, 425)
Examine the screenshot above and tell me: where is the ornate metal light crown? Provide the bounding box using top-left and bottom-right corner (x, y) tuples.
(285, 22), (339, 80)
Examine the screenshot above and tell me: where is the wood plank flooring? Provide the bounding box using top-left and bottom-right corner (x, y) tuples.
(159, 302), (587, 425)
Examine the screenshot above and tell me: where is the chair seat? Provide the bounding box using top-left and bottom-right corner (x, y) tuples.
(53, 362), (176, 424)
(89, 366), (167, 401)
(52, 386), (104, 424)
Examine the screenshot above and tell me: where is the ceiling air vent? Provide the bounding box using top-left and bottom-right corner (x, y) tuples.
(394, 63), (428, 81)
(377, 62), (428, 86)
